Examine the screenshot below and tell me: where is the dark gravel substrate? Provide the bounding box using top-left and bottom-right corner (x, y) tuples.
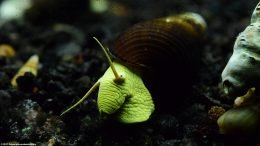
(0, 0), (259, 145)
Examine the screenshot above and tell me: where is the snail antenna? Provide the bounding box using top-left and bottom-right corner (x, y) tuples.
(251, 2), (260, 23)
(60, 81), (100, 116)
(93, 37), (124, 83)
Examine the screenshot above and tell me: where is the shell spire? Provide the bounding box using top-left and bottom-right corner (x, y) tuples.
(251, 1), (260, 23)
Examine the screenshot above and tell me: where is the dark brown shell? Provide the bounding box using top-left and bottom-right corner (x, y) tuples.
(111, 12), (207, 112)
(112, 12), (206, 73)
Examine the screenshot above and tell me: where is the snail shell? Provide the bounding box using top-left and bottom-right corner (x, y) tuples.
(217, 103), (260, 134)
(217, 87), (260, 134)
(222, 2), (260, 96)
(111, 12), (207, 111)
(218, 2), (260, 135)
(112, 12), (206, 72)
(0, 44), (16, 58)
(11, 54), (39, 87)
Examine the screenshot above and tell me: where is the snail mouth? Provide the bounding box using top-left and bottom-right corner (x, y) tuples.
(222, 78), (247, 97)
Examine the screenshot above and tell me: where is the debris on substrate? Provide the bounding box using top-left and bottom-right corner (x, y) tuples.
(0, 0), (259, 145)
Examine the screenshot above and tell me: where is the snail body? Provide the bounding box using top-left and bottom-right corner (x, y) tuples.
(222, 2), (260, 96)
(61, 38), (154, 123)
(98, 62), (154, 123)
(61, 12), (207, 123)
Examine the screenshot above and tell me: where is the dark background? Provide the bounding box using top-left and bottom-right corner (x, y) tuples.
(0, 0), (259, 145)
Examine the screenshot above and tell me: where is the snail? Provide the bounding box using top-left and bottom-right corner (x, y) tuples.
(221, 2), (260, 97)
(11, 54), (39, 87)
(61, 12), (207, 123)
(218, 2), (260, 134)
